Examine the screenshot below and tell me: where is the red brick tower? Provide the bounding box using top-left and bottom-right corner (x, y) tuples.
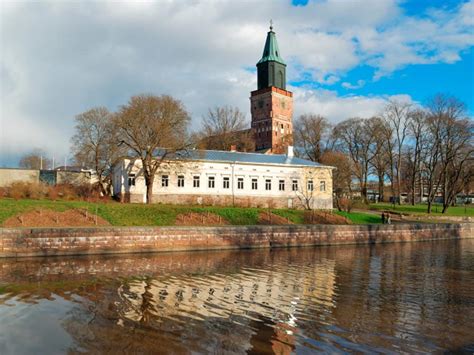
(250, 24), (293, 154)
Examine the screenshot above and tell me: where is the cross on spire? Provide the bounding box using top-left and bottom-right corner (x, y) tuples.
(270, 19), (273, 31)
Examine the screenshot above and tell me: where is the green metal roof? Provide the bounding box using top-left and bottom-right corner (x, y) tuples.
(257, 29), (286, 65)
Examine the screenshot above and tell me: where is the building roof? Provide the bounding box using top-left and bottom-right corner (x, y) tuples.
(55, 165), (93, 172)
(164, 149), (330, 168)
(257, 27), (286, 65)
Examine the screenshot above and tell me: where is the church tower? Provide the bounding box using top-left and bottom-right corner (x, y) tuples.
(250, 23), (293, 154)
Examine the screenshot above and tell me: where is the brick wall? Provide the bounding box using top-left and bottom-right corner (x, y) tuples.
(250, 87), (293, 153)
(0, 223), (472, 258)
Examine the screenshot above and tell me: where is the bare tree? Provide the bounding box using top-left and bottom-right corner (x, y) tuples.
(294, 168), (316, 210)
(435, 101), (472, 213)
(424, 113), (444, 214)
(320, 151), (352, 210)
(425, 94), (473, 213)
(406, 109), (427, 205)
(114, 94), (190, 204)
(198, 106), (254, 151)
(382, 100), (412, 204)
(71, 107), (122, 195)
(368, 116), (390, 202)
(19, 149), (51, 170)
(333, 118), (375, 202)
(294, 114), (332, 162)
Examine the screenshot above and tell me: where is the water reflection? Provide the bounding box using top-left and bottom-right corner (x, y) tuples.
(0, 240), (473, 354)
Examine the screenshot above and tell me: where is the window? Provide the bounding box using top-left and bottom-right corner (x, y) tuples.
(307, 179), (314, 191)
(208, 176), (215, 188)
(252, 178), (258, 190)
(292, 180), (298, 191)
(161, 175), (169, 187)
(320, 181), (326, 192)
(265, 179), (271, 191)
(177, 175), (184, 187)
(223, 177), (230, 189)
(279, 180), (285, 191)
(237, 177), (244, 190)
(128, 174), (135, 187)
(193, 176), (200, 188)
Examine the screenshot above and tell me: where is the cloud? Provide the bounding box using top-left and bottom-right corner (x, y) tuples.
(0, 0), (472, 165)
(341, 80), (366, 90)
(292, 86), (414, 123)
(360, 1), (474, 78)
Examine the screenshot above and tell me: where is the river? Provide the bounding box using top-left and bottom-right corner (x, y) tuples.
(0, 239), (473, 354)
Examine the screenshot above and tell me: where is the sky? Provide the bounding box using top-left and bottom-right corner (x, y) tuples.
(1, 0), (473, 167)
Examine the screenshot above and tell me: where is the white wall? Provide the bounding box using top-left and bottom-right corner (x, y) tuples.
(114, 157), (333, 208)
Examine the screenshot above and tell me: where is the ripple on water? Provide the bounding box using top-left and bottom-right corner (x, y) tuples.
(0, 240), (473, 354)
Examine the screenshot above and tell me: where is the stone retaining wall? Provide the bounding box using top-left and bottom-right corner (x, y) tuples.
(0, 223), (472, 258)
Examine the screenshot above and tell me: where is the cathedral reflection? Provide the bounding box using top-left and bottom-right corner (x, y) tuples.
(1, 240), (472, 354)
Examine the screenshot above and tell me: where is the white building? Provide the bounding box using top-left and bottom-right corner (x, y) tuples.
(112, 147), (334, 209)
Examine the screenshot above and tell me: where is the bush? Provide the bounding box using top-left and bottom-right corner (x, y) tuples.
(351, 198), (369, 210)
(3, 182), (105, 201)
(47, 185), (60, 200)
(5, 182), (49, 200)
(54, 184), (78, 200)
(75, 184), (101, 200)
(338, 198), (353, 212)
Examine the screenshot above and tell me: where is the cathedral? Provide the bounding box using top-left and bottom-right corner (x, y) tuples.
(112, 25), (333, 209)
(251, 24), (293, 154)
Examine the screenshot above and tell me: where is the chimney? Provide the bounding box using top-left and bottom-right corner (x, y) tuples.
(230, 145), (237, 152)
(286, 145), (294, 157)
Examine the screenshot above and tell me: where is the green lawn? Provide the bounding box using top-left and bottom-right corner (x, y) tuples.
(335, 211), (382, 224)
(368, 203), (474, 216)
(271, 209), (306, 224)
(0, 198), (382, 226)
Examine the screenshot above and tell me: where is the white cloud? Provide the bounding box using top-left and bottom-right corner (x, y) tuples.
(292, 86), (414, 123)
(0, 0), (472, 165)
(341, 80), (366, 90)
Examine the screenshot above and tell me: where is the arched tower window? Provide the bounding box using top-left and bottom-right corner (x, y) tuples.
(278, 71), (284, 88)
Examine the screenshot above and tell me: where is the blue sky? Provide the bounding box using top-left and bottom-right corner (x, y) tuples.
(1, 0), (473, 167)
(297, 47), (474, 111)
(289, 0), (474, 112)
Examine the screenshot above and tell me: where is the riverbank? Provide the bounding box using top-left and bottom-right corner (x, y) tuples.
(0, 198), (380, 227)
(368, 202), (474, 217)
(0, 223), (472, 258)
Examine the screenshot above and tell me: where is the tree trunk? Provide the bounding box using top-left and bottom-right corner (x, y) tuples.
(335, 195), (342, 211)
(378, 172), (384, 203)
(419, 174), (423, 205)
(97, 176), (107, 196)
(410, 169), (416, 206)
(396, 167), (402, 205)
(361, 165), (369, 203)
(389, 164), (395, 204)
(442, 204), (448, 214)
(145, 174), (155, 204)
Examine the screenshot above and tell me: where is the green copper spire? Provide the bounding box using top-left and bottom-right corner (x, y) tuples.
(256, 21), (287, 90)
(257, 23), (286, 65)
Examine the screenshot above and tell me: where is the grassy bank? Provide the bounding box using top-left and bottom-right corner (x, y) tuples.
(0, 198), (381, 226)
(368, 203), (474, 217)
